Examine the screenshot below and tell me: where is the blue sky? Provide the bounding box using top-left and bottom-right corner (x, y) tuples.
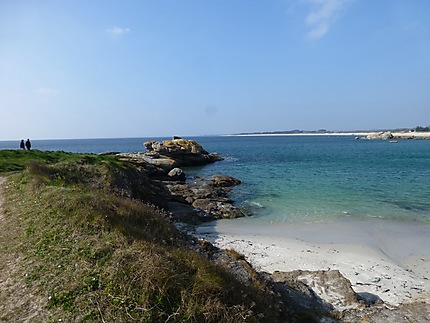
(1, 0), (429, 139)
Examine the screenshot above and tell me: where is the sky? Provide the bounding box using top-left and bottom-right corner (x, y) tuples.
(1, 0), (429, 140)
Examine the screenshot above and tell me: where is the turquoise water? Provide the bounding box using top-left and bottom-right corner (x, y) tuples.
(2, 135), (430, 223)
(188, 136), (430, 224)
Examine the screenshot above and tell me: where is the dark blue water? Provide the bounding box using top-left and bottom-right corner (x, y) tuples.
(0, 137), (168, 153)
(2, 135), (429, 223)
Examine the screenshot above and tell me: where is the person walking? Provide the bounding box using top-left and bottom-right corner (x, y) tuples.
(20, 139), (25, 150)
(25, 138), (31, 150)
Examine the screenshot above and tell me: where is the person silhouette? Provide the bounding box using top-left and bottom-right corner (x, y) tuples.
(25, 138), (31, 150)
(20, 139), (25, 150)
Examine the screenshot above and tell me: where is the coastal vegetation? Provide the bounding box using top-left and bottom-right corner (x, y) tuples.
(0, 150), (287, 322)
(415, 126), (430, 132)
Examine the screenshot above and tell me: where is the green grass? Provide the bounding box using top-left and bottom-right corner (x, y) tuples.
(0, 149), (123, 174)
(0, 152), (288, 322)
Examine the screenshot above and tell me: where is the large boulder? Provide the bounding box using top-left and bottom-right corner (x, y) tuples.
(119, 138), (223, 174)
(271, 269), (359, 317)
(208, 175), (242, 187)
(144, 138), (207, 154)
(143, 138), (223, 167)
(193, 199), (245, 219)
(167, 167), (186, 182)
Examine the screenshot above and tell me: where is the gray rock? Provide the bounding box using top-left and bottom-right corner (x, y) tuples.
(166, 174), (245, 220)
(191, 199), (244, 219)
(272, 269), (358, 311)
(192, 199), (217, 212)
(119, 139), (243, 221)
(167, 167), (185, 181)
(209, 175), (242, 187)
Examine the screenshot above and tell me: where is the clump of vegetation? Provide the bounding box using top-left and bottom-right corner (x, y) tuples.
(0, 151), (287, 322)
(415, 126), (430, 132)
(226, 249), (246, 261)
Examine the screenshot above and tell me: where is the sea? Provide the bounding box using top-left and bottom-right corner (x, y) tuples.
(1, 135), (430, 224)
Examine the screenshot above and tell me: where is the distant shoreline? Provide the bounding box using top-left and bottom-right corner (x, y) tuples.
(227, 131), (430, 139)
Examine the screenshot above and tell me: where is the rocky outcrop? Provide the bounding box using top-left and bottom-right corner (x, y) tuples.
(209, 175), (242, 187)
(272, 270), (359, 313)
(365, 131), (394, 140)
(363, 131), (430, 140)
(142, 138), (223, 170)
(165, 175), (245, 221)
(118, 138), (223, 172)
(117, 138), (245, 222)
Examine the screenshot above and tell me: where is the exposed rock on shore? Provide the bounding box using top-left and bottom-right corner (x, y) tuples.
(363, 131), (430, 140)
(192, 236), (430, 322)
(117, 138), (245, 222)
(365, 131), (394, 140)
(272, 269), (360, 312)
(166, 175), (244, 221)
(142, 138), (223, 170)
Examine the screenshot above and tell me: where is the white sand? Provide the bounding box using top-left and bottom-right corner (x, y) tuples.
(194, 217), (430, 306)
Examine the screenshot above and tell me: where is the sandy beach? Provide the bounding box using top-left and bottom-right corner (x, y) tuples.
(194, 217), (430, 307)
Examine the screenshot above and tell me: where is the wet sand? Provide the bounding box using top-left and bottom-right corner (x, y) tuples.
(194, 217), (430, 306)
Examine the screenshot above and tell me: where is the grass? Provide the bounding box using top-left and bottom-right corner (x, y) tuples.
(0, 149), (77, 173)
(0, 151), (288, 322)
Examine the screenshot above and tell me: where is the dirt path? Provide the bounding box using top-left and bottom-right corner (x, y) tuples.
(0, 176), (6, 222)
(0, 176), (48, 321)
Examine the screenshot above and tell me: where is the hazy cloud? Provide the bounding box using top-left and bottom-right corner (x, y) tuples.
(106, 26), (131, 38)
(35, 87), (58, 97)
(303, 0), (352, 40)
(204, 105), (218, 116)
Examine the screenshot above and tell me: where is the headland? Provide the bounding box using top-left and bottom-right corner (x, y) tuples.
(230, 129), (430, 140)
